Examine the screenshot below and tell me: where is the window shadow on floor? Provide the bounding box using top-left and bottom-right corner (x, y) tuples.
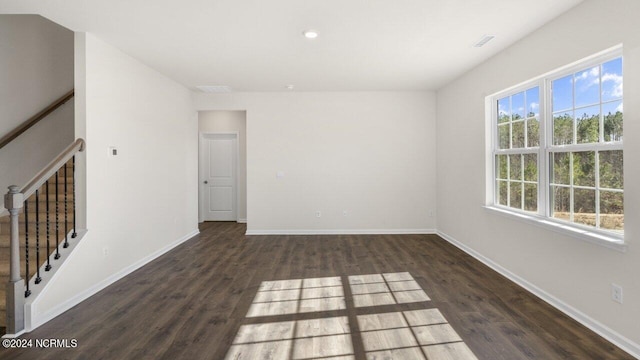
(225, 272), (478, 360)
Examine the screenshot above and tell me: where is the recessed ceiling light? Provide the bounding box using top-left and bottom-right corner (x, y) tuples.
(286, 85), (295, 90)
(473, 35), (495, 48)
(303, 30), (318, 39)
(196, 85), (232, 93)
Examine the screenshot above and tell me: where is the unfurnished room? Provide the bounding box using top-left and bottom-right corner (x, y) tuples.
(0, 0), (638, 359)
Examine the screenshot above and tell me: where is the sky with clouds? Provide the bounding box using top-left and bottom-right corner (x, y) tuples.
(498, 58), (623, 119)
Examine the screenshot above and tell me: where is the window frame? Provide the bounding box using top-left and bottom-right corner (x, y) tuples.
(487, 47), (624, 248)
(493, 83), (543, 213)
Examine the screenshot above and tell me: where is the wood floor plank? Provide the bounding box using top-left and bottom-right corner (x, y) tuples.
(0, 222), (634, 360)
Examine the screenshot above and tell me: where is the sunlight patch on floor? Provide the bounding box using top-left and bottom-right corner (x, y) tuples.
(226, 316), (354, 360)
(226, 273), (477, 360)
(247, 276), (346, 317)
(349, 272), (430, 307)
(359, 309), (477, 359)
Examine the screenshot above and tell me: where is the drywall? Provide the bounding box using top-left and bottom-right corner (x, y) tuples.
(199, 111), (247, 222)
(0, 15), (74, 195)
(195, 92), (436, 234)
(436, 0), (640, 355)
(27, 33), (199, 328)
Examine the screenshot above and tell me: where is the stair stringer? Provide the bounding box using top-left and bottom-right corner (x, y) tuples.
(22, 229), (87, 333)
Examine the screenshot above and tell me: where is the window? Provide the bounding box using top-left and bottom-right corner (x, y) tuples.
(495, 87), (540, 212)
(490, 49), (623, 240)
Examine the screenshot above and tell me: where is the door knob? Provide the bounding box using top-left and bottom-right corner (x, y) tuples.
(204, 180), (208, 184)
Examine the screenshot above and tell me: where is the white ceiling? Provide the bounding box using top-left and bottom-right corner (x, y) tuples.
(0, 0), (583, 91)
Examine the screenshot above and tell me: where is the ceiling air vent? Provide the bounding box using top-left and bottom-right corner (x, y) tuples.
(196, 85), (232, 93)
(473, 35), (495, 48)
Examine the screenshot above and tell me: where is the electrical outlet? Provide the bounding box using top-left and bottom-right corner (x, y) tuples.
(315, 211), (322, 218)
(611, 283), (623, 304)
(428, 211), (435, 218)
(103, 247), (108, 257)
(343, 210), (349, 217)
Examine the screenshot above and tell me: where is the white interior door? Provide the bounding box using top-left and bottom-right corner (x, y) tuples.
(202, 134), (237, 221)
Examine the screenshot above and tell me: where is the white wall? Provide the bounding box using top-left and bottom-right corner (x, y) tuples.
(199, 111), (247, 222)
(0, 15), (74, 194)
(195, 92), (436, 234)
(436, 0), (640, 355)
(27, 33), (199, 328)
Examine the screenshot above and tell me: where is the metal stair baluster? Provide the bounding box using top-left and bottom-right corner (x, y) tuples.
(45, 180), (52, 271)
(35, 189), (41, 284)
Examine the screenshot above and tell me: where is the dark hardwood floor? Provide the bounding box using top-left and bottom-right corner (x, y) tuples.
(0, 222), (633, 359)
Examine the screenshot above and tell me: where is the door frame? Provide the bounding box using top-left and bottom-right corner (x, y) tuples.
(199, 131), (240, 223)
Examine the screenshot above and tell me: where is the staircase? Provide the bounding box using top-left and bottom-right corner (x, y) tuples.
(0, 159), (75, 332)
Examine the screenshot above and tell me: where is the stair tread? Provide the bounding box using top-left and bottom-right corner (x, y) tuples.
(0, 262), (58, 275)
(0, 219), (75, 225)
(0, 260), (32, 276)
(0, 247), (61, 257)
(1, 218), (75, 224)
(0, 234), (75, 247)
(0, 228), (75, 235)
(0, 232), (72, 238)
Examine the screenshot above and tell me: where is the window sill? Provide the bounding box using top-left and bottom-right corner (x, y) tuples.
(483, 206), (627, 253)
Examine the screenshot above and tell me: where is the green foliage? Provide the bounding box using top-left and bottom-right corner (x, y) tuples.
(496, 98), (624, 226)
(552, 186), (570, 214)
(573, 151), (595, 187)
(527, 119), (539, 147)
(553, 110), (623, 144)
(524, 184), (537, 211)
(509, 155), (522, 180)
(523, 154), (537, 181)
(498, 181), (508, 206)
(549, 109), (624, 222)
(600, 150), (623, 190)
(495, 154), (538, 212)
(553, 114), (573, 145)
(550, 150), (623, 220)
(496, 155), (508, 179)
(574, 188), (595, 215)
(498, 124), (509, 149)
(604, 111), (623, 141)
(552, 153), (570, 185)
(510, 182), (522, 208)
(512, 121), (525, 148)
(576, 113), (598, 143)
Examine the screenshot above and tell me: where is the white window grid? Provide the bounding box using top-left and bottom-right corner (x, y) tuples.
(494, 86), (541, 212)
(490, 48), (623, 239)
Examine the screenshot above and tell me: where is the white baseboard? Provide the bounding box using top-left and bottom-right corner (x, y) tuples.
(1, 330), (26, 339)
(237, 218), (247, 224)
(245, 229), (435, 235)
(27, 229), (200, 332)
(436, 230), (640, 359)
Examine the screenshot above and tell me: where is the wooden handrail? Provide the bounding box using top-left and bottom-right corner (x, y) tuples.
(0, 89), (75, 150)
(21, 138), (85, 199)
